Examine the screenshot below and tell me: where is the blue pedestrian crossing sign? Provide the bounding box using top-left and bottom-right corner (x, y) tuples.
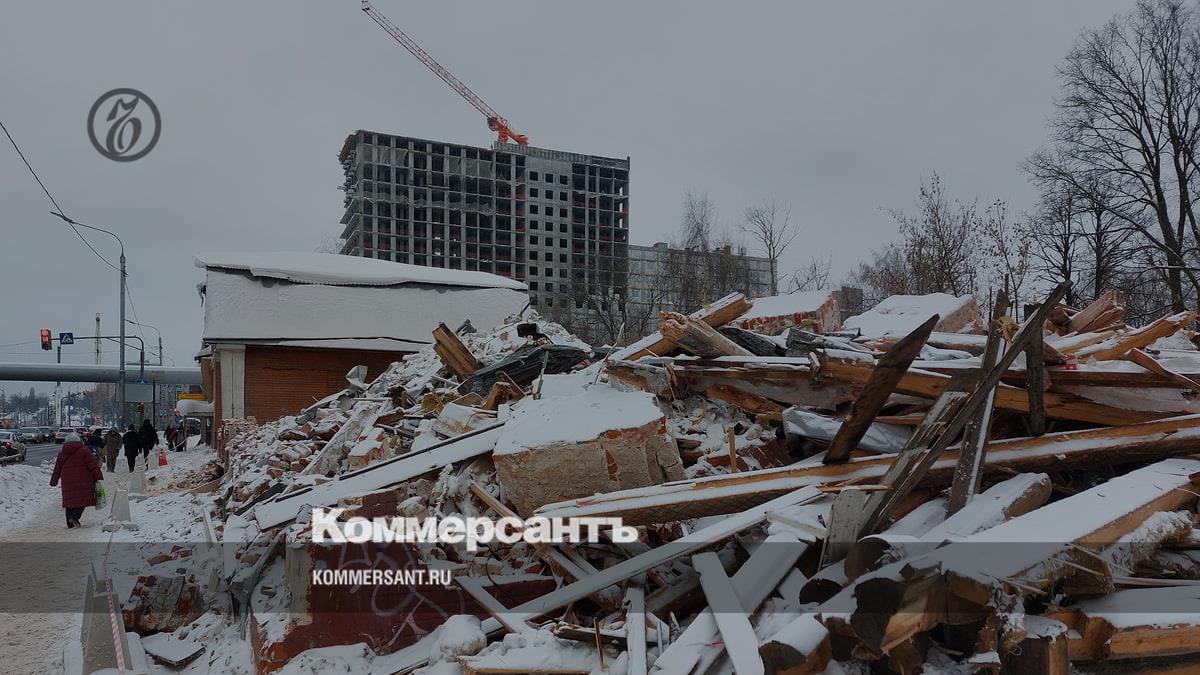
(59, 332), (74, 345)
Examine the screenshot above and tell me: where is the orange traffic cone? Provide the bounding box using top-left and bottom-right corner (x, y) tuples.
(158, 445), (168, 467)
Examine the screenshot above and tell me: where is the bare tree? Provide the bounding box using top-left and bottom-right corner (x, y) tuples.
(1025, 0), (1200, 312)
(789, 255), (832, 293)
(742, 200), (798, 295)
(981, 200), (1032, 311)
(315, 236), (346, 254)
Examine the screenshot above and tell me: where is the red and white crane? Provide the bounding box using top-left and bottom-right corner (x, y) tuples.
(360, 0), (530, 146)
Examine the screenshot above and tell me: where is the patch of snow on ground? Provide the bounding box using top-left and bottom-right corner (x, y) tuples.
(0, 463), (55, 534)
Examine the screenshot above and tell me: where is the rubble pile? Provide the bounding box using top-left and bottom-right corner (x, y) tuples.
(182, 286), (1200, 673)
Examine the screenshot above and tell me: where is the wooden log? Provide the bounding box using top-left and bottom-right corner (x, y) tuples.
(1027, 327), (1047, 436)
(432, 322), (480, 377)
(1076, 311), (1195, 362)
(1052, 586), (1200, 661)
(659, 311), (754, 358)
(615, 292), (753, 361)
(758, 615), (832, 675)
(1002, 616), (1070, 675)
(824, 315), (937, 464)
(1068, 290), (1125, 334)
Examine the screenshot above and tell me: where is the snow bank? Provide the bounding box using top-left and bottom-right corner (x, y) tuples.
(0, 464), (55, 533)
(196, 251), (527, 290)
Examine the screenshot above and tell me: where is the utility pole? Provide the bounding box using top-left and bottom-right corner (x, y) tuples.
(51, 212), (126, 427)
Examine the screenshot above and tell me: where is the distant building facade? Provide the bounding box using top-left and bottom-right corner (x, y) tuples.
(337, 131), (630, 342)
(625, 242), (773, 332)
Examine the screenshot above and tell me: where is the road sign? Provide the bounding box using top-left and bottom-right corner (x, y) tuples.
(177, 392), (205, 401)
(59, 332), (74, 345)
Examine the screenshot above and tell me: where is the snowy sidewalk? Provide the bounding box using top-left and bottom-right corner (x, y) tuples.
(0, 448), (216, 674)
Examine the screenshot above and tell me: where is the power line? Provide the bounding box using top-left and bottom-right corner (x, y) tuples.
(0, 116), (120, 272)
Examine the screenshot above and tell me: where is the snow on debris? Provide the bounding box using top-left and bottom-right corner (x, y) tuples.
(493, 384), (663, 456)
(844, 292), (981, 338)
(195, 251), (527, 290)
(737, 290), (834, 319)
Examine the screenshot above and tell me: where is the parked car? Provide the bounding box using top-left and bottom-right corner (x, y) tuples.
(18, 427), (42, 443)
(0, 431), (26, 464)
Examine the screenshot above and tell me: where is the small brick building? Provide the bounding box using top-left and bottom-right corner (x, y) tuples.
(195, 252), (528, 449)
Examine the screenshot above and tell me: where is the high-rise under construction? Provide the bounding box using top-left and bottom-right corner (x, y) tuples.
(338, 131), (630, 340)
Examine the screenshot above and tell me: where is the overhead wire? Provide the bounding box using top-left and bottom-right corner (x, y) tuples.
(0, 117), (120, 273)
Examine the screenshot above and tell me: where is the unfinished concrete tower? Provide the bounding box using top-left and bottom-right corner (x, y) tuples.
(338, 132), (630, 342)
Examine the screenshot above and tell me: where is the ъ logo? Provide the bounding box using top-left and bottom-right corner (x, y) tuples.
(87, 88), (161, 162)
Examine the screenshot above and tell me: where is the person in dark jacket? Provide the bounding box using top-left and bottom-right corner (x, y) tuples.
(122, 424), (141, 472)
(138, 419), (157, 460)
(50, 433), (103, 528)
(103, 428), (122, 472)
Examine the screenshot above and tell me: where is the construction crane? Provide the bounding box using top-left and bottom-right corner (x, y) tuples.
(360, 0), (529, 146)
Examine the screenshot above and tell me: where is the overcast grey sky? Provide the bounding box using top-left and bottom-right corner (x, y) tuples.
(0, 1), (1132, 393)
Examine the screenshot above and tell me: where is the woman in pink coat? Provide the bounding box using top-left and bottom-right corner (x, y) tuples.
(50, 433), (103, 528)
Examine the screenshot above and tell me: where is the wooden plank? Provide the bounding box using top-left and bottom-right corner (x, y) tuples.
(1027, 325), (1046, 436)
(614, 292), (753, 361)
(455, 576), (533, 635)
(704, 385), (785, 415)
(947, 292), (1008, 514)
(432, 322), (479, 376)
(624, 586), (647, 675)
(1076, 311), (1195, 362)
(537, 414), (1200, 526)
(824, 314), (938, 464)
(692, 552), (764, 675)
(653, 533), (809, 675)
(819, 487), (876, 567)
(818, 357), (1163, 426)
(498, 487), (822, 627)
(862, 282), (1067, 533)
(1126, 348), (1200, 394)
(1069, 290), (1125, 334)
(659, 311), (754, 358)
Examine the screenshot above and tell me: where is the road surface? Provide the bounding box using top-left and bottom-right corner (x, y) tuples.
(24, 442), (59, 466)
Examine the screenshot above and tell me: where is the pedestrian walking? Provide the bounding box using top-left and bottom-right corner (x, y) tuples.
(103, 427), (122, 472)
(165, 425), (178, 452)
(138, 419), (156, 460)
(122, 423), (141, 472)
(49, 433), (103, 528)
(86, 429), (104, 459)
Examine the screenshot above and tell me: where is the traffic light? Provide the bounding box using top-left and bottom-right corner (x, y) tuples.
(40, 329), (52, 351)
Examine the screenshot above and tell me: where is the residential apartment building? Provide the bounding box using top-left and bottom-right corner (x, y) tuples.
(625, 242), (774, 332)
(337, 131), (630, 341)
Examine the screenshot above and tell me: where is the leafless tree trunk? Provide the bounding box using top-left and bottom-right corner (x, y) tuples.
(1024, 0), (1200, 313)
(789, 255), (833, 293)
(981, 200), (1032, 312)
(742, 200), (798, 295)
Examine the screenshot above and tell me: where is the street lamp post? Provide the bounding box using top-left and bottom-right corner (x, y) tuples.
(50, 212), (127, 426)
(126, 320), (163, 366)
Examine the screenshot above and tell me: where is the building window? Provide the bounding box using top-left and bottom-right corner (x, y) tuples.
(559, 191), (567, 201)
(546, 283), (554, 293)
(545, 297), (554, 307)
(529, 281), (538, 290)
(530, 171), (538, 181)
(559, 223), (568, 233)
(559, 239), (567, 248)
(544, 267), (553, 277)
(544, 252), (552, 261)
(530, 236), (538, 245)
(560, 175), (568, 185)
(559, 208), (567, 218)
(529, 205), (538, 214)
(530, 188), (538, 197)
(545, 173), (554, 183)
(559, 254), (567, 263)
(529, 267), (537, 275)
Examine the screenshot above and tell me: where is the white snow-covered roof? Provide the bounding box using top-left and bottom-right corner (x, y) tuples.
(844, 293), (977, 338)
(200, 267), (528, 349)
(195, 251), (527, 291)
(739, 291), (835, 319)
